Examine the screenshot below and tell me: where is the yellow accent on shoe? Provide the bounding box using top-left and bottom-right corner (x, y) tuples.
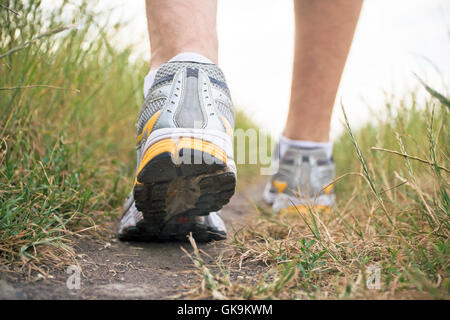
(272, 180), (287, 193)
(221, 115), (233, 137)
(136, 137), (227, 179)
(280, 204), (331, 216)
(137, 138), (177, 175)
(136, 111), (161, 144)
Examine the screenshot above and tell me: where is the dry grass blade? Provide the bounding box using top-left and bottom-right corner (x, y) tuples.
(0, 24), (77, 59)
(371, 147), (449, 173)
(415, 73), (450, 108)
(1, 3), (20, 15)
(180, 234), (226, 300)
(0, 85), (80, 93)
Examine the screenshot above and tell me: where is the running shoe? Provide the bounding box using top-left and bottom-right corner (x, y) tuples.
(118, 61), (236, 241)
(263, 145), (335, 214)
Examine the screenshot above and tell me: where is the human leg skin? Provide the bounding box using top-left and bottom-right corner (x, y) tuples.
(146, 0), (218, 69)
(284, 0), (363, 142)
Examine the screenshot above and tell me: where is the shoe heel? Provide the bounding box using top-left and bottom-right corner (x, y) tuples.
(133, 137), (236, 223)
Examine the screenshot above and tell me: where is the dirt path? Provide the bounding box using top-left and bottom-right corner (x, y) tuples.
(0, 181), (265, 300)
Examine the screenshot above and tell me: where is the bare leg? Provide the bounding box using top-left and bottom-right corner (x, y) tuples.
(146, 0), (218, 69)
(284, 0), (362, 142)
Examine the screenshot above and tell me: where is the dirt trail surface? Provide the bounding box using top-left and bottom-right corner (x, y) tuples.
(0, 181), (265, 300)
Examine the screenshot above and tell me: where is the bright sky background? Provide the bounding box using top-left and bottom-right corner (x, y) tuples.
(48, 0), (450, 139)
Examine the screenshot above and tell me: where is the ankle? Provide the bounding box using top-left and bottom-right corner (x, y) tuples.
(283, 124), (330, 142)
(279, 135), (333, 158)
(150, 44), (218, 70)
(282, 131), (330, 143)
(144, 52), (215, 97)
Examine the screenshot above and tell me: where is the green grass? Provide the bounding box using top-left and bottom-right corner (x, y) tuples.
(1, 1), (141, 270)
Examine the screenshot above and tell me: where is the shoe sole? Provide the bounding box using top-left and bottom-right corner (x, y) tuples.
(272, 193), (335, 214)
(133, 137), (236, 233)
(118, 213), (227, 242)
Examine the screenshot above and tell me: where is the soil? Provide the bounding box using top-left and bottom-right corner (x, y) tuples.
(0, 180), (265, 300)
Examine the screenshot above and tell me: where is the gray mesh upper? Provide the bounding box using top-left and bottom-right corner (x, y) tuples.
(136, 97), (166, 136)
(136, 61), (234, 143)
(270, 146), (335, 198)
(215, 100), (235, 128)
